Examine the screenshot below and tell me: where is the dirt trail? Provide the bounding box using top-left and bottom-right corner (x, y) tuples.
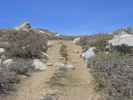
(58, 41), (103, 100)
(6, 41), (61, 100)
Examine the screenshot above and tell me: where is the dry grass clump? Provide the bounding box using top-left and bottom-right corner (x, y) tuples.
(89, 52), (133, 100)
(60, 44), (68, 61)
(48, 68), (69, 88)
(48, 63), (74, 88)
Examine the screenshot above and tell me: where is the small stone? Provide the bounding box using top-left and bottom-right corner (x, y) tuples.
(58, 57), (65, 61)
(40, 95), (59, 100)
(46, 89), (60, 95)
(47, 63), (53, 66)
(17, 75), (28, 79)
(33, 59), (47, 71)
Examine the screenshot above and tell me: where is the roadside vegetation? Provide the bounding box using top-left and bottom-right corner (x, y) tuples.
(89, 50), (133, 100)
(79, 30), (133, 100)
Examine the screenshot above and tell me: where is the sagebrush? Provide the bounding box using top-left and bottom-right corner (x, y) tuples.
(89, 52), (133, 100)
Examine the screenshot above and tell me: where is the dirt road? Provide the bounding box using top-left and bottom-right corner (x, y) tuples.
(5, 40), (103, 100)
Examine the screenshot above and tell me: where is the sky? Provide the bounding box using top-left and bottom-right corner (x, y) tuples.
(0, 0), (133, 35)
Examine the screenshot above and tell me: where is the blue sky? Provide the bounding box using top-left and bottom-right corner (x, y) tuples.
(0, 0), (133, 35)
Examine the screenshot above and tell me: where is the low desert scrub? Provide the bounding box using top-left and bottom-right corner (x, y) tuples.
(0, 29), (48, 58)
(0, 67), (19, 95)
(112, 44), (132, 54)
(89, 52), (133, 100)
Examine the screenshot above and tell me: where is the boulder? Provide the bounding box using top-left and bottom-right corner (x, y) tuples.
(15, 22), (32, 32)
(3, 58), (47, 75)
(3, 58), (34, 76)
(0, 48), (5, 54)
(32, 59), (47, 71)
